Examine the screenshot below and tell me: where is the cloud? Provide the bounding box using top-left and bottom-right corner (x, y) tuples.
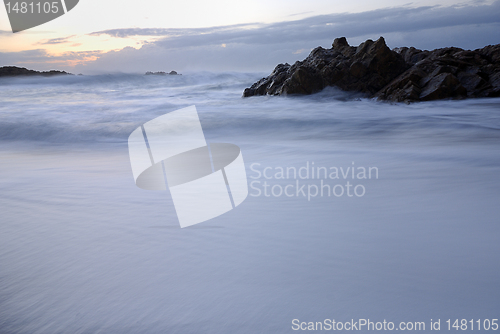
(89, 23), (259, 39)
(0, 49), (49, 65)
(2, 1), (500, 73)
(75, 1), (500, 73)
(293, 49), (307, 55)
(88, 1), (500, 50)
(37, 35), (76, 45)
(0, 49), (103, 70)
(288, 11), (315, 17)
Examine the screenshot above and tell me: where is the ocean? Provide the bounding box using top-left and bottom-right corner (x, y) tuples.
(1, 72), (499, 333)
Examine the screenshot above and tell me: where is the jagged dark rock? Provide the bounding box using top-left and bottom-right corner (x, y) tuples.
(0, 66), (72, 77)
(243, 37), (500, 102)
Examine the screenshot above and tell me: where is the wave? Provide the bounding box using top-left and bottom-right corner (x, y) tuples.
(0, 72), (499, 144)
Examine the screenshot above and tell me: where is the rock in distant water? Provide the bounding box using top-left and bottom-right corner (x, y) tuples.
(145, 71), (180, 75)
(146, 71), (166, 75)
(243, 37), (500, 102)
(0, 66), (72, 77)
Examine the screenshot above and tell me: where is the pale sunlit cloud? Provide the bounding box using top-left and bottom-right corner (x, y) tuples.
(37, 35), (77, 45)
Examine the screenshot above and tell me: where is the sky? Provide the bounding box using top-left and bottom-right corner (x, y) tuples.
(0, 0), (499, 73)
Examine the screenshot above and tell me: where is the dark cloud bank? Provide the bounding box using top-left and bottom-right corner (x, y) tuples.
(1, 1), (499, 72)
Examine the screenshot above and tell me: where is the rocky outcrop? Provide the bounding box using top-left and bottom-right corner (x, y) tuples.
(0, 66), (71, 77)
(146, 71), (166, 75)
(145, 71), (180, 75)
(243, 37), (500, 102)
